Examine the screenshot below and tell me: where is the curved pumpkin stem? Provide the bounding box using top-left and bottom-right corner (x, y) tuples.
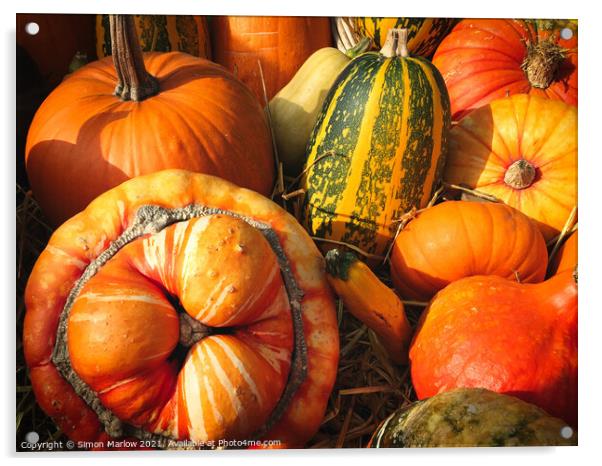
(109, 15), (159, 101)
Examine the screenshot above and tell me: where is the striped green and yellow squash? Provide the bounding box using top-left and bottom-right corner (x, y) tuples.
(301, 28), (451, 259)
(354, 17), (457, 57)
(96, 15), (211, 59)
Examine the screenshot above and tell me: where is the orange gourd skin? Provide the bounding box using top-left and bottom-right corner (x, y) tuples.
(210, 17), (332, 102)
(432, 19), (577, 120)
(25, 52), (274, 226)
(390, 201), (548, 301)
(549, 231), (578, 277)
(24, 170), (339, 447)
(410, 271), (577, 427)
(444, 94), (577, 242)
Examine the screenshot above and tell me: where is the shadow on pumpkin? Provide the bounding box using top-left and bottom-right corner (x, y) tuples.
(26, 110), (131, 226)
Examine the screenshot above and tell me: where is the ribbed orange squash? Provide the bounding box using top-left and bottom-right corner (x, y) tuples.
(25, 15), (274, 226)
(433, 19), (577, 120)
(444, 94), (577, 242)
(390, 201), (548, 301)
(24, 169), (339, 448)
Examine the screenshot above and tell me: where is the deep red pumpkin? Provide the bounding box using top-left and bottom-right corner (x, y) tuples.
(410, 270), (577, 427)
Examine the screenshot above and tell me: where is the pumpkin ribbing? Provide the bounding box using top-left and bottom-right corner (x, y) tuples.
(302, 28), (450, 257)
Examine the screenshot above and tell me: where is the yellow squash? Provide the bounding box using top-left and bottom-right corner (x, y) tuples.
(325, 249), (412, 364)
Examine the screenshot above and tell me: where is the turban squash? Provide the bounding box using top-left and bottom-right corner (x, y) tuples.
(25, 15), (274, 226)
(432, 18), (578, 120)
(23, 169), (339, 448)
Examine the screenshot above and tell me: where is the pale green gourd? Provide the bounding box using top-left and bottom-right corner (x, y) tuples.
(268, 39), (370, 176)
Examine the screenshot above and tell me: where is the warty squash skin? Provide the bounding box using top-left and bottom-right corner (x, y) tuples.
(410, 270), (578, 427)
(444, 94), (577, 242)
(369, 388), (576, 447)
(24, 169), (339, 448)
(302, 29), (451, 258)
(25, 15), (274, 226)
(268, 41), (369, 177)
(390, 201), (548, 301)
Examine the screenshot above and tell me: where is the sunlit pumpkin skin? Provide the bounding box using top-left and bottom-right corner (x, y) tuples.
(410, 271), (578, 427)
(390, 201), (548, 301)
(369, 388), (576, 447)
(433, 19), (578, 120)
(26, 16), (274, 226)
(24, 169), (339, 448)
(96, 15), (211, 59)
(352, 17), (456, 57)
(444, 94), (577, 242)
(210, 16), (332, 102)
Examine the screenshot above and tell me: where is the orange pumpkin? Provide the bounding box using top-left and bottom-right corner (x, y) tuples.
(25, 15), (274, 226)
(24, 169), (339, 448)
(390, 201), (548, 301)
(444, 94), (577, 242)
(410, 270), (577, 427)
(210, 16), (332, 102)
(432, 19), (578, 120)
(549, 231), (578, 277)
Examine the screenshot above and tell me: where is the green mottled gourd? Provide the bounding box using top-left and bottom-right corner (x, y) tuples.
(301, 28), (451, 258)
(369, 388), (577, 447)
(269, 39), (371, 177)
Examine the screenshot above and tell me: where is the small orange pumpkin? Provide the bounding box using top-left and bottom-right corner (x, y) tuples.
(444, 94), (577, 242)
(24, 169), (339, 448)
(390, 201), (548, 301)
(25, 15), (274, 226)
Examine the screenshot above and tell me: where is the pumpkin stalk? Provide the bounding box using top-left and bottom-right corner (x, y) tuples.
(380, 28), (409, 58)
(521, 36), (566, 89)
(109, 15), (159, 101)
(504, 159), (537, 190)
